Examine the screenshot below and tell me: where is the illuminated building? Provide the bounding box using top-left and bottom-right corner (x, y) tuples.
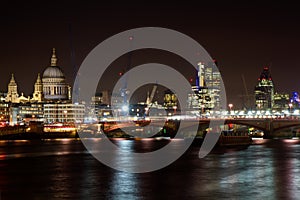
(0, 102), (9, 123)
(19, 103), (44, 123)
(9, 106), (19, 126)
(205, 61), (221, 110)
(31, 73), (43, 102)
(91, 91), (111, 107)
(290, 92), (300, 108)
(5, 74), (20, 103)
(43, 103), (85, 124)
(254, 66), (274, 109)
(3, 48), (85, 125)
(97, 105), (113, 121)
(273, 93), (289, 110)
(42, 48), (70, 101)
(0, 92), (6, 101)
(187, 87), (210, 112)
(187, 61), (221, 112)
(163, 89), (177, 109)
(5, 49), (70, 104)
(89, 92), (112, 121)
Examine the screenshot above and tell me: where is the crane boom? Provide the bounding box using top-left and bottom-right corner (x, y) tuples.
(148, 85), (157, 105)
(145, 85), (157, 116)
(241, 74), (249, 97)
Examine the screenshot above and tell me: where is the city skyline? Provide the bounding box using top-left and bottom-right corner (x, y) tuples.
(1, 1), (299, 108)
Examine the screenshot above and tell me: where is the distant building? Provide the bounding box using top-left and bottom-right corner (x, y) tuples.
(254, 66), (274, 109)
(187, 61), (221, 112)
(9, 105), (19, 126)
(187, 86), (210, 112)
(43, 103), (85, 124)
(0, 92), (6, 102)
(88, 91), (112, 121)
(91, 91), (111, 107)
(290, 92), (300, 109)
(3, 48), (85, 125)
(18, 102), (44, 123)
(0, 102), (9, 123)
(204, 61), (221, 110)
(273, 93), (289, 110)
(163, 89), (177, 109)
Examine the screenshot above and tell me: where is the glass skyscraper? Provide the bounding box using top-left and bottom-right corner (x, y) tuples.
(254, 66), (274, 109)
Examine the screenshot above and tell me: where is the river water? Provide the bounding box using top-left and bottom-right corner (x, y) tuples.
(0, 138), (300, 199)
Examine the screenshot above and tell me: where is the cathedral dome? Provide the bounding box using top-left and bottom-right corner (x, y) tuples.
(42, 48), (69, 101)
(43, 66), (65, 78)
(42, 48), (65, 79)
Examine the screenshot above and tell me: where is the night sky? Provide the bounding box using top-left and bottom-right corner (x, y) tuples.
(1, 1), (299, 108)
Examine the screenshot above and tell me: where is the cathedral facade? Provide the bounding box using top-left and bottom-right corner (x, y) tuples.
(2, 49), (85, 125)
(5, 48), (71, 103)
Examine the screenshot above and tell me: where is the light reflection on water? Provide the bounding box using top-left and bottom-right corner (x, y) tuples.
(110, 171), (140, 200)
(0, 139), (300, 199)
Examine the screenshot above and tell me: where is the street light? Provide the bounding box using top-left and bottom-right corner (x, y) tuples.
(257, 103), (261, 110)
(173, 106), (177, 115)
(228, 104), (233, 112)
(288, 103), (293, 114)
(201, 104), (205, 115)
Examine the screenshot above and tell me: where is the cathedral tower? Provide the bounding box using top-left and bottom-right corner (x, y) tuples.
(5, 74), (19, 103)
(31, 73), (43, 102)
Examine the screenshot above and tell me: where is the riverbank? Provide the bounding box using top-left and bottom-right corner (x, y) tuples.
(0, 132), (78, 140)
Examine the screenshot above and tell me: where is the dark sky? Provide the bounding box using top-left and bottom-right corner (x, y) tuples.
(0, 1), (299, 108)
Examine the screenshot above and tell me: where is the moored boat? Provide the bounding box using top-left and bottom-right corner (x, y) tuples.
(217, 130), (252, 146)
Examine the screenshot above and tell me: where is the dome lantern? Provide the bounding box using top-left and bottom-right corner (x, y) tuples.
(51, 48), (57, 67)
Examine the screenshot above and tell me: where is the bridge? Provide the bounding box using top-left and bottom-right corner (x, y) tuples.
(101, 117), (300, 138)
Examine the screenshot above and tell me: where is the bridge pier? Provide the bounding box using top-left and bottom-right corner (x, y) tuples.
(263, 130), (273, 139)
(263, 119), (273, 139)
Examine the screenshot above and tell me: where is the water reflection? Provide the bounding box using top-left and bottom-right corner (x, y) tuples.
(110, 171), (140, 200)
(0, 139), (300, 199)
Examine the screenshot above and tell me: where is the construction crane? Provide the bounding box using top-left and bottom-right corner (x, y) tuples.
(239, 74), (254, 109)
(119, 36), (134, 112)
(146, 85), (157, 105)
(145, 84), (157, 116)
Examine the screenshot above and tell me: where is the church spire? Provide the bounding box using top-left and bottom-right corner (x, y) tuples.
(36, 73), (42, 83)
(10, 73), (15, 83)
(51, 48), (57, 66)
(5, 73), (19, 103)
(9, 73), (17, 86)
(31, 73), (43, 102)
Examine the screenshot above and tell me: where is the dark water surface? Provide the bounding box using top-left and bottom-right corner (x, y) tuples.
(0, 138), (300, 199)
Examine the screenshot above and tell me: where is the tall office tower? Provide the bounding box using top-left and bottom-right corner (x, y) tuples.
(273, 93), (290, 110)
(205, 61), (221, 110)
(254, 66), (274, 109)
(187, 61), (221, 112)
